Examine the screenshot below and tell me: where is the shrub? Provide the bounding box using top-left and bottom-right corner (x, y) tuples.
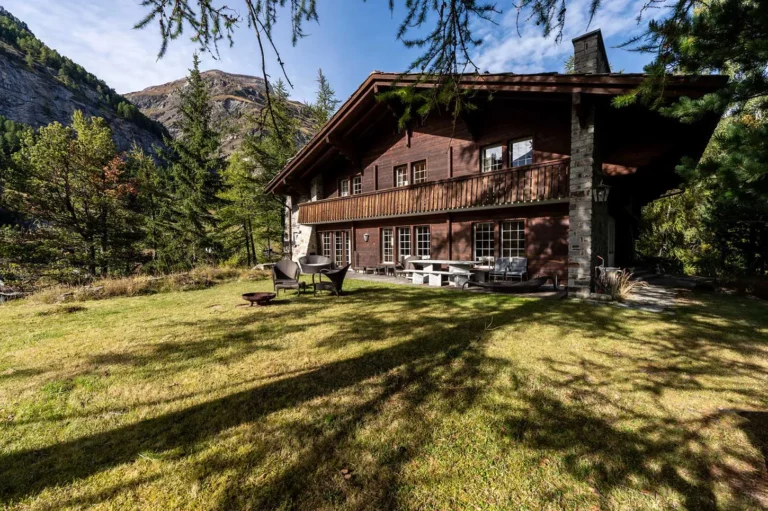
(25, 266), (270, 304)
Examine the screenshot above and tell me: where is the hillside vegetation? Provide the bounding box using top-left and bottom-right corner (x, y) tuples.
(0, 6), (166, 151)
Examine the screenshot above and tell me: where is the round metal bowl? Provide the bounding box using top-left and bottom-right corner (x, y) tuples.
(242, 292), (277, 306)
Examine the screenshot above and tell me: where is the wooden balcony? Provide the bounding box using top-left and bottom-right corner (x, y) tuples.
(298, 159), (570, 225)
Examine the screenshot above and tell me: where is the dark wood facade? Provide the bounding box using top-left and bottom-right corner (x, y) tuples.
(269, 54), (726, 285)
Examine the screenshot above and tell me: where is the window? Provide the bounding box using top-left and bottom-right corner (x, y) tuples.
(501, 220), (525, 258)
(510, 137), (533, 167)
(334, 231), (346, 265)
(321, 232), (331, 259)
(345, 231), (351, 264)
(482, 144), (503, 172)
(395, 165), (409, 187)
(352, 175), (362, 195)
(412, 160), (427, 184)
(382, 228), (394, 263)
(474, 222), (495, 260)
(397, 227), (411, 262)
(340, 179), (350, 197)
(415, 226), (430, 257)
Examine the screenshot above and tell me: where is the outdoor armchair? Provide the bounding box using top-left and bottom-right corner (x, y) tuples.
(507, 257), (528, 281)
(314, 263), (351, 296)
(272, 258), (306, 296)
(489, 257), (510, 282)
(298, 255), (333, 284)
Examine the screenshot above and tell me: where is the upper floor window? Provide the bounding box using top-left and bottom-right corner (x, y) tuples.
(340, 179), (349, 197)
(352, 175), (362, 195)
(510, 137), (533, 167)
(482, 144), (503, 172)
(395, 165), (409, 187)
(412, 160), (427, 184)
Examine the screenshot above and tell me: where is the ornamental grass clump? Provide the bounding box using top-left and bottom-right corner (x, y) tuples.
(608, 271), (648, 302)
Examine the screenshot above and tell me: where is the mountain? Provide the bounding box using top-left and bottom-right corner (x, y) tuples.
(0, 6), (166, 151)
(126, 70), (314, 155)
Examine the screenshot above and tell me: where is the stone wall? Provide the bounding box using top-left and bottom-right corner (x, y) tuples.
(286, 174), (323, 260)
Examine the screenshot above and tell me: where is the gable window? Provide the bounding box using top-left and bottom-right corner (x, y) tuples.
(352, 175), (362, 195)
(501, 220), (525, 258)
(340, 179), (350, 197)
(395, 165), (409, 187)
(482, 144), (503, 172)
(382, 228), (394, 263)
(415, 226), (430, 257)
(474, 222), (495, 260)
(510, 137), (533, 167)
(412, 160), (427, 184)
(397, 227), (411, 262)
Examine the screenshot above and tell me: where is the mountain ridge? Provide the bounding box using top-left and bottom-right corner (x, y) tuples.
(127, 69), (314, 155)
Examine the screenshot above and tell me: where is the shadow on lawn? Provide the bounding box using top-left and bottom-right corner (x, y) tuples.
(1, 286), (767, 509)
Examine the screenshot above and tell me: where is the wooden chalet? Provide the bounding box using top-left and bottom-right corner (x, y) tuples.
(266, 29), (726, 295)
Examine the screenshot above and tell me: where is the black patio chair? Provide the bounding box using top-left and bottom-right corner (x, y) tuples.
(314, 263), (351, 297)
(298, 255), (333, 284)
(272, 258), (306, 296)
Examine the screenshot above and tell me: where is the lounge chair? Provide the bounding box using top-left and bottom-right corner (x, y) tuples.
(314, 263), (351, 296)
(507, 257), (528, 281)
(272, 259), (306, 296)
(299, 255), (333, 284)
(489, 257), (509, 282)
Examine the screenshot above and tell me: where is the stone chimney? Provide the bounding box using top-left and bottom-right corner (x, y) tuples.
(571, 29), (610, 74)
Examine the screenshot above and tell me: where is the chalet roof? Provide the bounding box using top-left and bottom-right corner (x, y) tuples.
(266, 71), (728, 194)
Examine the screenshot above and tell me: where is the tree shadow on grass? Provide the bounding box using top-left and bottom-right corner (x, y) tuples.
(1, 286), (767, 509)
(0, 286), (520, 506)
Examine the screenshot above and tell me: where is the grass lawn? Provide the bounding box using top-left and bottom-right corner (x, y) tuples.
(1, 278), (767, 510)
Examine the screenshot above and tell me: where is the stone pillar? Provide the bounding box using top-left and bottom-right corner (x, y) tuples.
(568, 101), (597, 296)
(286, 174), (323, 261)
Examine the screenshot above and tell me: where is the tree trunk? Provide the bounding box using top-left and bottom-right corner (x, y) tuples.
(247, 217), (257, 264)
(243, 223), (252, 267)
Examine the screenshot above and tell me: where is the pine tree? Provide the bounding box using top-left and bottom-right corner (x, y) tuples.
(164, 53), (223, 268)
(310, 68), (340, 131)
(242, 79), (299, 258)
(217, 153), (260, 266)
(9, 111), (138, 276)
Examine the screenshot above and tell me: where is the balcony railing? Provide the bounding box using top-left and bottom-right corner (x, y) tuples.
(298, 159), (570, 224)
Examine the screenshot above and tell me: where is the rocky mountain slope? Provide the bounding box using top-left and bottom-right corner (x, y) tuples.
(0, 6), (166, 152)
(126, 70), (314, 155)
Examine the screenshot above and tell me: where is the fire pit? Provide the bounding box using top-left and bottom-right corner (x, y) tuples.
(241, 292), (277, 306)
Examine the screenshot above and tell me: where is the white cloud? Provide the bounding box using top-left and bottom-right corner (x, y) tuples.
(472, 0), (665, 74)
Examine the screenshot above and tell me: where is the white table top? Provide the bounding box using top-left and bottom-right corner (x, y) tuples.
(411, 260), (476, 266)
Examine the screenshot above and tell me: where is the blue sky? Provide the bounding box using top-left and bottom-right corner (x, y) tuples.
(3, 0), (661, 104)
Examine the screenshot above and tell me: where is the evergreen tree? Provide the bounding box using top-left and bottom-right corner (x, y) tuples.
(217, 152), (260, 266)
(164, 53), (223, 268)
(8, 111), (138, 276)
(126, 145), (176, 273)
(242, 79), (299, 258)
(310, 68), (340, 131)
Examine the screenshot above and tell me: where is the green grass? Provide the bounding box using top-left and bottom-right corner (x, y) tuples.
(1, 278), (767, 510)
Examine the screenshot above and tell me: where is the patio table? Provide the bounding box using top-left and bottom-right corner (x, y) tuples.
(410, 260), (475, 287)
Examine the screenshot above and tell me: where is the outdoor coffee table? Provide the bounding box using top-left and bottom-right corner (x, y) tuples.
(241, 292), (277, 306)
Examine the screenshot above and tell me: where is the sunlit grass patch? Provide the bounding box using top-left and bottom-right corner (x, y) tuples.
(0, 279), (767, 509)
